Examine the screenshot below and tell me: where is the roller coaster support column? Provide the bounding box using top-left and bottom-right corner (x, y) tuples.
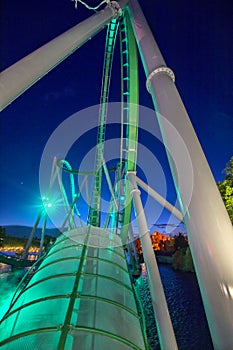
(0, 0), (128, 111)
(128, 171), (178, 350)
(136, 176), (183, 222)
(128, 1), (233, 348)
(22, 208), (43, 260)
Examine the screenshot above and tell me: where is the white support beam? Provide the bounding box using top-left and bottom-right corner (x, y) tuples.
(0, 0), (128, 111)
(128, 1), (233, 349)
(128, 171), (178, 350)
(103, 159), (118, 210)
(136, 176), (183, 222)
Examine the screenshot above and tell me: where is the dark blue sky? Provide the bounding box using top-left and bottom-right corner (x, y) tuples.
(0, 0), (232, 230)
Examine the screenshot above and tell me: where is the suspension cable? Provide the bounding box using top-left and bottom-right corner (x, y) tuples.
(72, 0), (110, 11)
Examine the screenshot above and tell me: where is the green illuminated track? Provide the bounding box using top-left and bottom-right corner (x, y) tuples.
(119, 11), (139, 244)
(88, 19), (119, 227)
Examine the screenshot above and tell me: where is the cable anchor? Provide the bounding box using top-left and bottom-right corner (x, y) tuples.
(108, 1), (123, 18)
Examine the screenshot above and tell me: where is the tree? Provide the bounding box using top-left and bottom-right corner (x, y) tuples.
(217, 156), (233, 223)
(174, 232), (188, 251)
(0, 226), (6, 239)
(224, 156), (233, 180)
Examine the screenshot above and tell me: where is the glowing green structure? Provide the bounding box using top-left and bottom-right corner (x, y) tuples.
(0, 228), (147, 349)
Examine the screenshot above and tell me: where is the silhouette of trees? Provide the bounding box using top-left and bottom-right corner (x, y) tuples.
(0, 226), (6, 247)
(174, 232), (188, 251)
(217, 156), (233, 223)
(0, 226), (6, 239)
(172, 233), (195, 272)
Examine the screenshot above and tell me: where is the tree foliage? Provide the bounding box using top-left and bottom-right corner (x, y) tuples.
(217, 156), (233, 223)
(0, 226), (6, 238)
(174, 232), (188, 251)
(224, 156), (233, 179)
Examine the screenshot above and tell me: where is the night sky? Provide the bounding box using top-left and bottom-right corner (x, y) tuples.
(0, 0), (232, 231)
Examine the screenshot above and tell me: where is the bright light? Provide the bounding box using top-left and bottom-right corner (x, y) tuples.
(42, 197), (53, 209)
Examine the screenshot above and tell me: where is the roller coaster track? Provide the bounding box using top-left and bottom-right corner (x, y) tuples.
(88, 19), (119, 227)
(49, 12), (139, 247)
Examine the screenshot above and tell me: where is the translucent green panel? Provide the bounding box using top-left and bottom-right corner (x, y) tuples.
(40, 256), (81, 272)
(92, 333), (135, 350)
(12, 276), (75, 310)
(33, 258), (79, 281)
(83, 259), (131, 285)
(45, 245), (83, 263)
(96, 278), (137, 312)
(95, 300), (144, 348)
(71, 299), (95, 328)
(68, 228), (122, 248)
(99, 249), (126, 268)
(107, 246), (125, 258)
(86, 246), (125, 261)
(70, 300), (144, 349)
(64, 334), (75, 350)
(65, 331), (93, 350)
(0, 299), (68, 340)
(68, 331), (135, 350)
(49, 235), (74, 252)
(98, 261), (130, 283)
(77, 274), (95, 295)
(0, 313), (18, 342)
(0, 332), (60, 350)
(76, 275), (137, 312)
(15, 298), (68, 330)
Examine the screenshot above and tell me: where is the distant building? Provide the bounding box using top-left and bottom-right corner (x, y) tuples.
(135, 231), (175, 254)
